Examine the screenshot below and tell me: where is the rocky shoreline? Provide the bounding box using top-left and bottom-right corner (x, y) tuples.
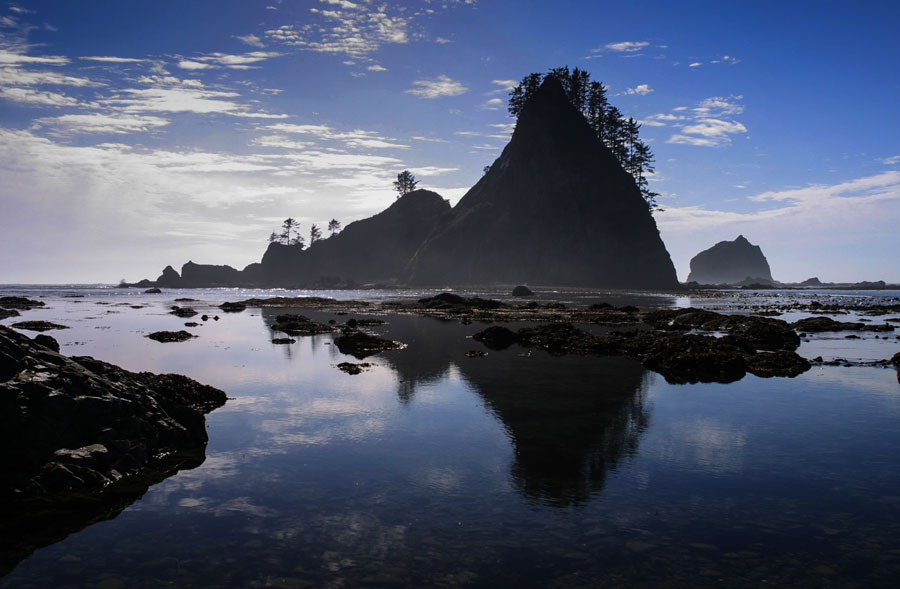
(0, 325), (227, 499)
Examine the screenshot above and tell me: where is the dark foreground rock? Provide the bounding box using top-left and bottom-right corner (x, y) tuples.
(334, 329), (403, 359)
(0, 324), (226, 499)
(10, 320), (69, 332)
(0, 309), (20, 320)
(146, 330), (196, 343)
(0, 296), (45, 310)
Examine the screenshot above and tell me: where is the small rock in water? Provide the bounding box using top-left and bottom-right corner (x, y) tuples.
(511, 285), (534, 297)
(146, 330), (195, 343)
(336, 362), (372, 375)
(11, 321), (69, 332)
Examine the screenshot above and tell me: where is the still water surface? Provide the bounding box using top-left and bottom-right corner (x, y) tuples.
(2, 286), (900, 586)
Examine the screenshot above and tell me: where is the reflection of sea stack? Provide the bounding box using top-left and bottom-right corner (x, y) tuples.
(687, 235), (774, 285)
(455, 352), (651, 507)
(406, 77), (677, 288)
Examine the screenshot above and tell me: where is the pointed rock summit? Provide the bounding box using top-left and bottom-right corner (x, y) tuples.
(687, 235), (774, 285)
(405, 77), (678, 288)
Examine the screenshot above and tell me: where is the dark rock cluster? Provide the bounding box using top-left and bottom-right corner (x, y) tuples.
(472, 307), (811, 384)
(0, 325), (226, 498)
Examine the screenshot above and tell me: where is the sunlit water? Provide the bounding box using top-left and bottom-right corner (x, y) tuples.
(2, 285), (900, 587)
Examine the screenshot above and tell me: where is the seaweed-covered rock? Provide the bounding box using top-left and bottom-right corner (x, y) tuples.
(472, 325), (520, 350)
(792, 316), (894, 333)
(0, 309), (20, 320)
(169, 306), (198, 318)
(270, 314), (334, 336)
(0, 297), (45, 310)
(0, 325), (226, 498)
(334, 330), (402, 359)
(219, 301), (246, 313)
(745, 351), (812, 378)
(336, 362), (372, 375)
(417, 293), (507, 312)
(146, 330), (195, 343)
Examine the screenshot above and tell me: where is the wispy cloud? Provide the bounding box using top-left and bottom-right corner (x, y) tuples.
(604, 41), (649, 52)
(80, 56), (150, 64)
(481, 97), (503, 110)
(650, 95), (747, 147)
(176, 51), (283, 70)
(0, 86), (78, 105)
(235, 34), (265, 48)
(33, 113), (170, 135)
(259, 123), (409, 149)
(406, 75), (467, 99)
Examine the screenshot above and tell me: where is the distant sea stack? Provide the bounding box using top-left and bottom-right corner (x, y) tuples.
(405, 77), (678, 288)
(687, 235), (774, 285)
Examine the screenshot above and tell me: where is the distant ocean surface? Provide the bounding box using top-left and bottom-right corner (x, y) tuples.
(2, 284), (900, 586)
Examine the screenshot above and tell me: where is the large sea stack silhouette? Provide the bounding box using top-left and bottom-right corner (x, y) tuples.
(687, 235), (773, 285)
(404, 77), (678, 288)
(137, 76), (678, 289)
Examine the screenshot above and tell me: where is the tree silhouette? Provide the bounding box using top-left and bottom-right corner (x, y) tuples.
(278, 218), (304, 247)
(327, 218), (341, 236)
(309, 223), (322, 245)
(393, 170), (418, 198)
(508, 67), (662, 212)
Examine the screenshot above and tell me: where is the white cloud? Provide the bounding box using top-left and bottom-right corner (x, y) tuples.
(880, 155), (900, 165)
(481, 97), (503, 110)
(235, 34), (265, 48)
(80, 56), (149, 64)
(689, 62), (702, 67)
(624, 83), (653, 96)
(367, 64), (387, 72)
(680, 118), (747, 138)
(177, 51), (283, 70)
(666, 134), (721, 147)
(259, 123), (408, 149)
(33, 113), (171, 135)
(406, 75), (467, 99)
(604, 41), (649, 52)
(694, 95), (744, 116)
(176, 60), (214, 70)
(0, 66), (102, 87)
(490, 79), (517, 91)
(0, 51), (69, 66)
(434, 37), (451, 44)
(489, 122), (515, 134)
(0, 86), (78, 105)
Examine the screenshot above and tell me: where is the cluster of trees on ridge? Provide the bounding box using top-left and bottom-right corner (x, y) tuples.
(268, 217), (342, 248)
(509, 66), (661, 212)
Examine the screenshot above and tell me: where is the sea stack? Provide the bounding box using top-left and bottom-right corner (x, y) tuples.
(687, 235), (774, 285)
(405, 77), (678, 288)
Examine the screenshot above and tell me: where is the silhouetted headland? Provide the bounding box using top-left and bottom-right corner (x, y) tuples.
(125, 77), (678, 290)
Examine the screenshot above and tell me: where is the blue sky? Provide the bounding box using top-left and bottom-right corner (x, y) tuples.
(1, 0), (898, 284)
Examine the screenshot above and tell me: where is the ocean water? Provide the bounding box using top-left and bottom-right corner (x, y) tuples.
(2, 285), (900, 587)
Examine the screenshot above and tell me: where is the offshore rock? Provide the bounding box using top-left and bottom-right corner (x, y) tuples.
(405, 77), (677, 288)
(334, 329), (402, 359)
(687, 235), (774, 285)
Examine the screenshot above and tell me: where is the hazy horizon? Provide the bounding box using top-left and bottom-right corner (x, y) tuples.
(2, 1), (898, 284)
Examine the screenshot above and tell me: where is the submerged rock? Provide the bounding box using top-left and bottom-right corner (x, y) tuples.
(10, 321), (69, 333)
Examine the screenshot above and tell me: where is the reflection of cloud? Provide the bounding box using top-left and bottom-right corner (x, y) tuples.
(652, 418), (746, 474)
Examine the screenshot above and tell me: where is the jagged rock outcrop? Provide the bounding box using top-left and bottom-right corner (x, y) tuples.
(404, 77), (678, 288)
(180, 261), (242, 286)
(0, 325), (226, 498)
(257, 189), (451, 286)
(687, 235), (773, 285)
(155, 265), (183, 287)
